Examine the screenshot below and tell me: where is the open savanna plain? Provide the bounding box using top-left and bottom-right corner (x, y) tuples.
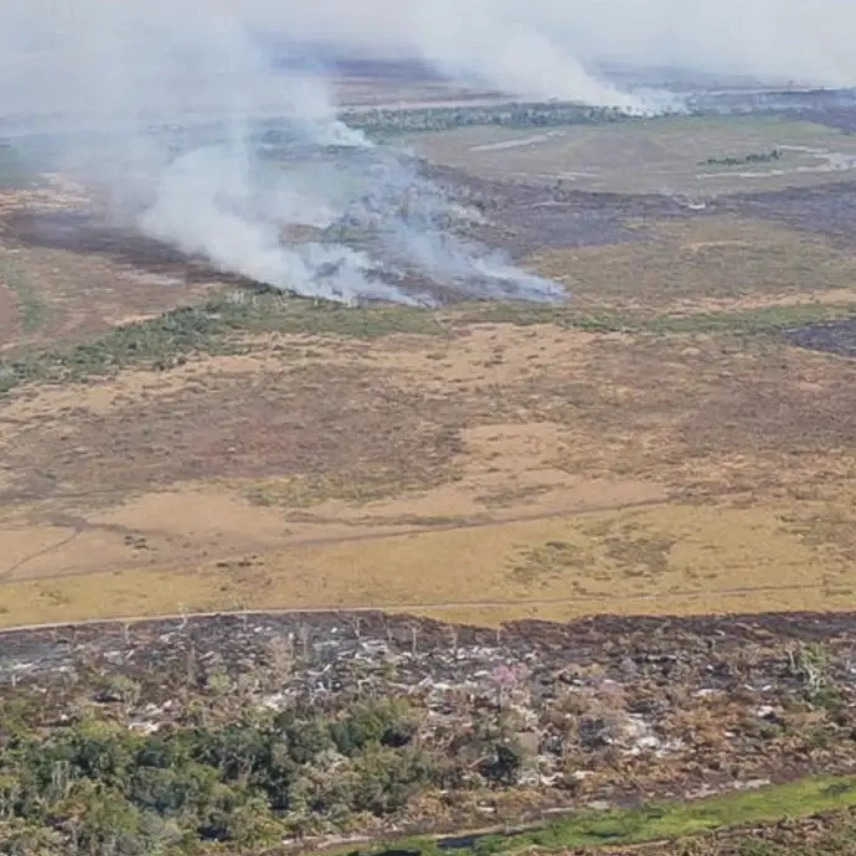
(405, 115), (856, 195)
(3, 115), (856, 628)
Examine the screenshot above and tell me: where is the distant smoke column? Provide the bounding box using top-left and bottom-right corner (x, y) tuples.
(407, 0), (642, 108)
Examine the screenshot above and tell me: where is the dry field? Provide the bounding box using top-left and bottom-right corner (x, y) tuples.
(0, 184), (222, 351)
(407, 116), (856, 196)
(2, 117), (856, 628)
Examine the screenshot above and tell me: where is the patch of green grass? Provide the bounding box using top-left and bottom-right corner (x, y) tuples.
(643, 303), (856, 335)
(455, 302), (626, 332)
(0, 256), (49, 333)
(0, 291), (447, 394)
(459, 299), (856, 337)
(2, 286), (851, 397)
(354, 776), (856, 856)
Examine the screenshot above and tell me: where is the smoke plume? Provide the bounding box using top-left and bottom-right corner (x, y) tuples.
(1, 1), (855, 303)
(4, 1), (856, 115)
(0, 2), (572, 305)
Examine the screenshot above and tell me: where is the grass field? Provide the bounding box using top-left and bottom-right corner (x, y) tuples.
(529, 216), (856, 311)
(356, 776), (856, 856)
(407, 116), (856, 195)
(3, 497), (856, 628)
(3, 111), (856, 628)
(3, 270), (856, 626)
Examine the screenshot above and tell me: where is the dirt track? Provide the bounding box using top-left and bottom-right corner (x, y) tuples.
(0, 496), (674, 582)
(2, 572), (856, 637)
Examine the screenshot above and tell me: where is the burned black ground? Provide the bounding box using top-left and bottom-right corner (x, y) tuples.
(3, 610), (856, 820)
(785, 318), (856, 358)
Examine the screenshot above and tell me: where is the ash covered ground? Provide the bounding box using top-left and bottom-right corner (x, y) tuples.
(3, 611), (856, 820)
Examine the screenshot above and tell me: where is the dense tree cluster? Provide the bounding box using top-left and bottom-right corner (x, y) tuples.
(344, 102), (634, 136)
(702, 149), (782, 167)
(0, 695), (525, 856)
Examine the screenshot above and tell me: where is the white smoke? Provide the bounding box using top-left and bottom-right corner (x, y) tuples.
(2, 0), (855, 303)
(0, 2), (569, 305)
(124, 85), (564, 304)
(135, 146), (423, 306)
(4, 1), (856, 118)
(275, 0), (856, 93)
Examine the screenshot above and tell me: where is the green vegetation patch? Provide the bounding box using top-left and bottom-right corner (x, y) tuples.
(0, 694), (524, 854)
(2, 670), (855, 856)
(0, 291), (447, 394)
(0, 256), (49, 333)
(702, 149), (783, 167)
(363, 777), (856, 856)
(463, 299), (856, 337)
(342, 101), (636, 138)
(2, 286), (853, 397)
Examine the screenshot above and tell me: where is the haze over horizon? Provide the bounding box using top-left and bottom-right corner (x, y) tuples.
(1, 0), (856, 121)
(0, 0), (852, 307)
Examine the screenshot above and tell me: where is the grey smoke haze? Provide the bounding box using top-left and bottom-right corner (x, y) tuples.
(3, 0), (856, 115)
(0, 1), (570, 304)
(1, 0), (852, 304)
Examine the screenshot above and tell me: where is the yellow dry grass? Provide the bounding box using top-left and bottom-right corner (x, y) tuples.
(1, 498), (855, 628)
(4, 302), (856, 628)
(529, 217), (856, 313)
(4, 205), (856, 628)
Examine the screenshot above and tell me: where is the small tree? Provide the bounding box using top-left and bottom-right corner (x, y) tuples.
(491, 663), (529, 710)
(77, 790), (142, 856)
(479, 741), (523, 787)
(223, 797), (281, 847)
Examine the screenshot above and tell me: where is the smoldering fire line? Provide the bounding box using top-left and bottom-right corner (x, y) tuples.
(16, 0), (855, 304)
(0, 9), (569, 306)
(132, 132), (566, 306)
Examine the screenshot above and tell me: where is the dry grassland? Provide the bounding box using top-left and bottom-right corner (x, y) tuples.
(529, 217), (856, 313)
(3, 126), (856, 629)
(408, 116), (856, 195)
(2, 231), (856, 626)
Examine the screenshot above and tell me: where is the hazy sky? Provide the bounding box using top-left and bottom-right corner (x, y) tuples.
(0, 0), (851, 306)
(1, 0), (855, 119)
